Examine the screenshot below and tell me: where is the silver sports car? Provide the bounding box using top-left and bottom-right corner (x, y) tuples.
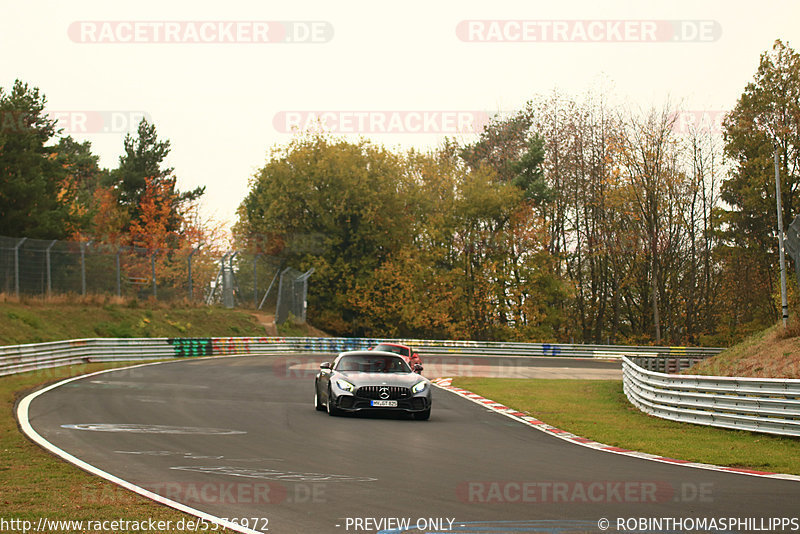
(314, 350), (432, 420)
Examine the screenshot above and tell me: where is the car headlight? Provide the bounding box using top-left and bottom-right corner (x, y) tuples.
(336, 379), (355, 392)
(412, 381), (427, 394)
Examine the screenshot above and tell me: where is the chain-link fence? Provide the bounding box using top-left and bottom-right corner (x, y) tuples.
(275, 267), (315, 325)
(0, 236), (312, 322)
(206, 252), (283, 312)
(0, 236), (219, 302)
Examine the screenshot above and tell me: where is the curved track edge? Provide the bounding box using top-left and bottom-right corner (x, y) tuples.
(15, 358), (263, 534)
(431, 378), (800, 482)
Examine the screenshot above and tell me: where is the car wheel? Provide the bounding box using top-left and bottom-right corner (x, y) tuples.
(326, 387), (341, 416)
(314, 386), (325, 411)
(413, 408), (431, 421)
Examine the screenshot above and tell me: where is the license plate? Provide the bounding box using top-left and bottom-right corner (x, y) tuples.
(370, 400), (398, 407)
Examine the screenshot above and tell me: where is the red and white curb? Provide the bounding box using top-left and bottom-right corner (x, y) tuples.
(430, 378), (800, 482)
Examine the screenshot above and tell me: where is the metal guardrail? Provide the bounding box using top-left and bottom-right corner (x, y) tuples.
(626, 354), (715, 374)
(0, 336), (724, 377)
(623, 356), (800, 437)
(5, 336), (796, 438)
(0, 338), (174, 376)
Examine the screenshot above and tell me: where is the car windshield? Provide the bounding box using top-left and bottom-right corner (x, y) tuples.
(374, 344), (409, 357)
(336, 354), (411, 373)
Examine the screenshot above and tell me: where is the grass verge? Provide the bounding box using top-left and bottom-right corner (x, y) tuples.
(686, 322), (800, 378)
(1, 363), (223, 533)
(453, 377), (800, 475)
(0, 299), (268, 345)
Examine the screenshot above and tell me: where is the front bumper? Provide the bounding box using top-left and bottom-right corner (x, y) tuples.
(331, 393), (431, 413)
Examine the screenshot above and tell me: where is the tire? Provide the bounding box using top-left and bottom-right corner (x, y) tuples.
(413, 408), (431, 421)
(326, 387), (341, 416)
(314, 386), (325, 411)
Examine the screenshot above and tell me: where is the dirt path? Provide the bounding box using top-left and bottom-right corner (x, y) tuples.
(250, 311), (278, 336)
(248, 311), (331, 337)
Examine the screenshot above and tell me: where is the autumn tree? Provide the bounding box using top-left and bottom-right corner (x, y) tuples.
(682, 124), (723, 343)
(237, 134), (412, 333)
(720, 39), (800, 327)
(109, 118), (204, 238)
(615, 105), (684, 343)
(128, 176), (180, 250)
(53, 136), (107, 239)
(526, 90), (723, 345)
(527, 93), (617, 342)
(458, 109), (560, 337)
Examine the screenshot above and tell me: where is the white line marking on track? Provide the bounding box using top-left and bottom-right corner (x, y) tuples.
(171, 466), (378, 482)
(113, 451), (285, 462)
(16, 357), (268, 534)
(61, 423), (246, 435)
(89, 380), (209, 389)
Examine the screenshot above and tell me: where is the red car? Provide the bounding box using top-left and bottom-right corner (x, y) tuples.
(369, 343), (423, 373)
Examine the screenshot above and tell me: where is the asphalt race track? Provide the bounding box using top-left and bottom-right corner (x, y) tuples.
(22, 354), (800, 534)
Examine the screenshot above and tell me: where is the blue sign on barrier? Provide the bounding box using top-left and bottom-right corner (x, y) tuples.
(542, 343), (561, 357)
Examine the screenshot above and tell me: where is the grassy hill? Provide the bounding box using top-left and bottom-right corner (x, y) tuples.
(686, 321), (800, 378)
(0, 296), (268, 346)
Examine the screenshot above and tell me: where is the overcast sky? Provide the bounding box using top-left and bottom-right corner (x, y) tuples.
(2, 0), (798, 227)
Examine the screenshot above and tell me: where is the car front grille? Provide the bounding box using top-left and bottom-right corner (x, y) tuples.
(356, 385), (411, 400)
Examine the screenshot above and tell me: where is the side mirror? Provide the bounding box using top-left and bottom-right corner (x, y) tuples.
(414, 364), (423, 373)
(320, 362), (332, 370)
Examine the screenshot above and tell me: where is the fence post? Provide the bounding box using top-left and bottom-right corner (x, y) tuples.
(297, 268), (315, 322)
(206, 253), (228, 306)
(275, 267), (291, 324)
(115, 249), (121, 297)
(46, 239), (56, 298)
(258, 267), (281, 311)
(188, 243), (202, 301)
(80, 241), (92, 296)
(223, 251), (238, 309)
(151, 249), (158, 299)
(13, 238), (27, 298)
(253, 253), (261, 309)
